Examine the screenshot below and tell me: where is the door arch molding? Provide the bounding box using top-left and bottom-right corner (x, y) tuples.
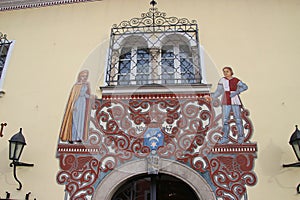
(92, 158), (215, 200)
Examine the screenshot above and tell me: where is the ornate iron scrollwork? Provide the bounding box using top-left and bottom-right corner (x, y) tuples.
(106, 5), (202, 86)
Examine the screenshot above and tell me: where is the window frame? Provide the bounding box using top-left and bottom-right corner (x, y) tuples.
(114, 34), (199, 86)
(160, 43), (195, 84)
(0, 39), (15, 92)
(118, 46), (151, 86)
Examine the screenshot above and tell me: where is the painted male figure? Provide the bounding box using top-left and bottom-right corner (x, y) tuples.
(208, 67), (248, 144)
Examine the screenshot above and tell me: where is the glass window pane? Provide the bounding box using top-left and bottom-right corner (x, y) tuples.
(136, 74), (149, 85)
(9, 142), (16, 160)
(118, 47), (132, 86)
(119, 60), (131, 73)
(120, 47), (132, 59)
(118, 74), (130, 85)
(137, 48), (149, 59)
(179, 45), (191, 56)
(136, 48), (150, 85)
(161, 60), (174, 72)
(179, 45), (195, 83)
(137, 63), (149, 73)
(161, 46), (175, 84)
(162, 45), (174, 59)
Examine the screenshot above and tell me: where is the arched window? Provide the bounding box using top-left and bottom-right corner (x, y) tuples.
(161, 34), (195, 84)
(117, 36), (150, 85)
(109, 34), (200, 86)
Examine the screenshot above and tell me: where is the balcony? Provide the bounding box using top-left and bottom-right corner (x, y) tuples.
(106, 6), (202, 86)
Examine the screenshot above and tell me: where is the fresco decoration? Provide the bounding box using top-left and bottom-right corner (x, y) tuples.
(59, 70), (93, 144)
(207, 153), (257, 200)
(208, 67), (249, 145)
(57, 77), (257, 200)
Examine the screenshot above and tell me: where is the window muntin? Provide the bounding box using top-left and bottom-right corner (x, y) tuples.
(117, 42), (196, 85)
(112, 32), (201, 86)
(136, 48), (150, 85)
(161, 45), (175, 84)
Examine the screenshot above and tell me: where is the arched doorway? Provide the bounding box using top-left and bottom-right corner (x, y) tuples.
(112, 173), (199, 200)
(92, 159), (215, 200)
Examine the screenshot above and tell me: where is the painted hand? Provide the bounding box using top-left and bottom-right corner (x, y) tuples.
(230, 91), (240, 98)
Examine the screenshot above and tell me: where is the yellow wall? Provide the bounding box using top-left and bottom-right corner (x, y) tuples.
(0, 0), (300, 199)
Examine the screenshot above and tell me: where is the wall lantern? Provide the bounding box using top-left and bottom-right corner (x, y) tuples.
(283, 125), (300, 193)
(8, 128), (34, 190)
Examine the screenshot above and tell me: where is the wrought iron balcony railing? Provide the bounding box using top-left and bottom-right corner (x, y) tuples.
(106, 7), (202, 86)
(0, 32), (12, 79)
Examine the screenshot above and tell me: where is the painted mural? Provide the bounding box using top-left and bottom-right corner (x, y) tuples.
(59, 70), (92, 144)
(205, 67), (248, 144)
(56, 76), (257, 200)
(56, 3), (257, 200)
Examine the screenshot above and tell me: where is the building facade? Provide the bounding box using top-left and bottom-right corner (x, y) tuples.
(56, 3), (257, 200)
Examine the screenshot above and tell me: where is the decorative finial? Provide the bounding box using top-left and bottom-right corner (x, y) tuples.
(296, 125), (299, 130)
(150, 0), (157, 7)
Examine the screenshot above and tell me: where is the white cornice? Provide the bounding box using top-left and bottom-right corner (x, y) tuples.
(0, 0), (99, 11)
(101, 84), (212, 96)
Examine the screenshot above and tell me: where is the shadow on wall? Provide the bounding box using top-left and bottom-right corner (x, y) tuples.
(259, 139), (296, 190)
(79, 38), (110, 97)
(0, 142), (10, 173)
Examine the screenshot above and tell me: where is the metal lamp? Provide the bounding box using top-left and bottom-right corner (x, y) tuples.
(9, 128), (26, 162)
(289, 125), (300, 161)
(283, 125), (300, 193)
(8, 128), (34, 190)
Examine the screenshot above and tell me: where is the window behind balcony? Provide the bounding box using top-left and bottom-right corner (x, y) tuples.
(118, 47), (132, 85)
(136, 48), (150, 85)
(106, 7), (202, 86)
(117, 36), (150, 86)
(0, 33), (13, 89)
(179, 45), (195, 84)
(161, 45), (175, 84)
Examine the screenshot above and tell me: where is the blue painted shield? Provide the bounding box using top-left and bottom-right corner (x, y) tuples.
(143, 128), (164, 151)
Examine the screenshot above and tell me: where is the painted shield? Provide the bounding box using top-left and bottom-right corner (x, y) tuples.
(143, 128), (164, 151)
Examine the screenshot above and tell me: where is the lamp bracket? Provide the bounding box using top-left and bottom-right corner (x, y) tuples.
(10, 161), (34, 190)
(283, 162), (300, 168)
(283, 161), (300, 193)
(0, 191), (35, 200)
(10, 161), (34, 167)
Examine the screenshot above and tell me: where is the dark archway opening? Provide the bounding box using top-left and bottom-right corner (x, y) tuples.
(112, 173), (199, 200)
